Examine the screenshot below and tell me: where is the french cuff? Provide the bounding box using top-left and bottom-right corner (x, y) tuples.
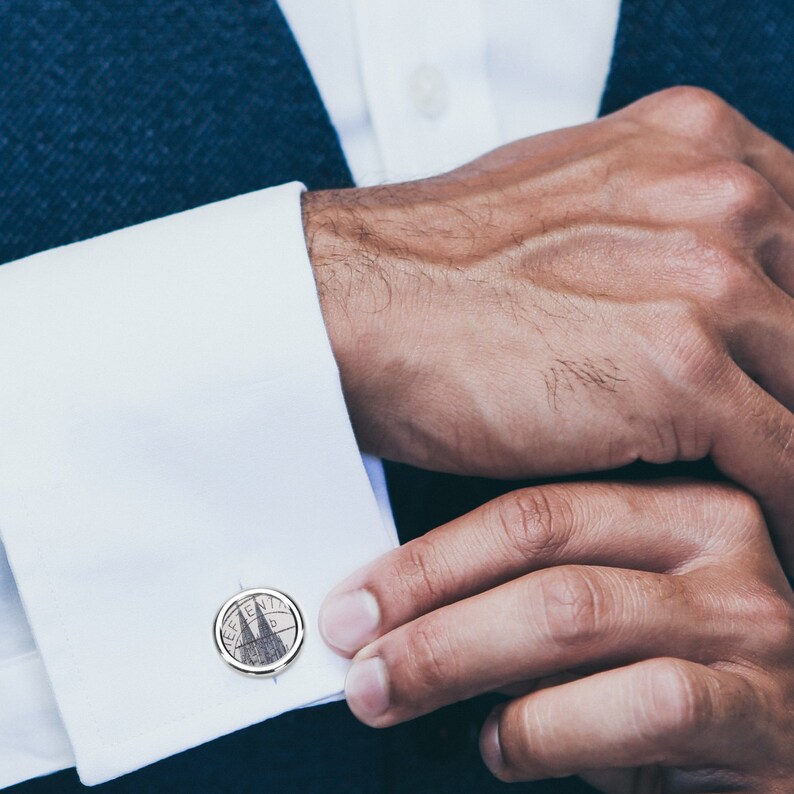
(0, 652), (75, 788)
(0, 183), (396, 785)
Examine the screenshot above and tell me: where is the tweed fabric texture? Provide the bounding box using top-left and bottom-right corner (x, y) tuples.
(600, 0), (794, 147)
(0, 0), (353, 266)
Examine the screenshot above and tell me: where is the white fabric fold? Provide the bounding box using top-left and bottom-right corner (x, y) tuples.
(0, 183), (395, 785)
(0, 653), (74, 789)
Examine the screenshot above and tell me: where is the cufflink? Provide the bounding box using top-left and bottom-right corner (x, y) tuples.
(214, 588), (304, 676)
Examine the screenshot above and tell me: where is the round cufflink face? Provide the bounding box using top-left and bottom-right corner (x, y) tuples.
(214, 588), (304, 676)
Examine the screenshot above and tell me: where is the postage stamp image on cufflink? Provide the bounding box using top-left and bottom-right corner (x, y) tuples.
(214, 588), (305, 676)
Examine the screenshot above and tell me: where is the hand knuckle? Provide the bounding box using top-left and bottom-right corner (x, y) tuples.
(539, 566), (603, 647)
(721, 486), (765, 530)
(773, 417), (794, 460)
(763, 596), (794, 656)
(635, 317), (727, 462)
(689, 239), (757, 305)
(389, 536), (448, 606)
(652, 313), (725, 392)
(405, 617), (456, 692)
(496, 702), (549, 782)
(701, 161), (773, 221)
(653, 86), (732, 136)
(741, 587), (794, 659)
(494, 487), (573, 563)
(643, 658), (713, 738)
(665, 228), (757, 306)
(751, 412), (794, 472)
(696, 484), (766, 550)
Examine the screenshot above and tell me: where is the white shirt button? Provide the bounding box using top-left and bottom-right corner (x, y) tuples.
(407, 64), (449, 118)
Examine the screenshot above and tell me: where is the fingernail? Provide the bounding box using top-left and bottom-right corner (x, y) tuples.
(319, 589), (380, 653)
(480, 707), (505, 774)
(345, 656), (390, 722)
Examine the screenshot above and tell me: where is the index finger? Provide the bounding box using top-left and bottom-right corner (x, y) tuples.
(318, 481), (763, 657)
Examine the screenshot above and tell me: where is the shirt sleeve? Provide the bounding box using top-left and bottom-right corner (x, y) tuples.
(0, 182), (396, 786)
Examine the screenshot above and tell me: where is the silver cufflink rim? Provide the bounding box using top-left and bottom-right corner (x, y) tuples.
(214, 587), (305, 677)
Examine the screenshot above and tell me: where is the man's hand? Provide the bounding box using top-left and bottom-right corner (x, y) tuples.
(303, 86), (794, 561)
(318, 481), (794, 792)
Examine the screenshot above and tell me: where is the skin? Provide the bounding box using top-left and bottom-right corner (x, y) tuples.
(302, 86), (794, 565)
(318, 481), (794, 792)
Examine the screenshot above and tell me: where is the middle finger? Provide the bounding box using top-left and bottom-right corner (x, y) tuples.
(344, 564), (737, 728)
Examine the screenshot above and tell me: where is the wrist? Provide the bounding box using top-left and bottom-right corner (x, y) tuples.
(301, 189), (358, 367)
(301, 188), (401, 452)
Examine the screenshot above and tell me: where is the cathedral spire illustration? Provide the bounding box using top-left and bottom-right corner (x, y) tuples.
(235, 604), (259, 666)
(233, 596), (287, 666)
(254, 596), (287, 663)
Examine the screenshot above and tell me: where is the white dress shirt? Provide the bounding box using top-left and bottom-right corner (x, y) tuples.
(0, 1), (620, 787)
